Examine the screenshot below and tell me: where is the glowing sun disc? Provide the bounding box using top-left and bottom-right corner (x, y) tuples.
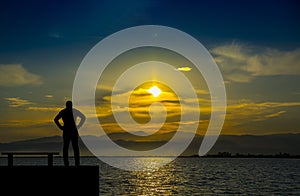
(148, 86), (161, 97)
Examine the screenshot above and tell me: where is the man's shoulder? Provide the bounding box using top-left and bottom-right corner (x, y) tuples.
(61, 108), (68, 112)
(72, 108), (85, 117)
(59, 108), (68, 114)
(54, 108), (66, 119)
(72, 108), (82, 114)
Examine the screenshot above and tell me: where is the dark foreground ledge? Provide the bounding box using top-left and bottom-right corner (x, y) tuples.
(0, 166), (99, 196)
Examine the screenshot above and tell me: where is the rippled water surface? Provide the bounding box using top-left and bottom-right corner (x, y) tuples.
(1, 157), (300, 195)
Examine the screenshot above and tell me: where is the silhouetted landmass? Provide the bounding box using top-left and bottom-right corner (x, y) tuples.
(179, 152), (300, 158)
(1, 132), (300, 157)
(183, 133), (300, 156)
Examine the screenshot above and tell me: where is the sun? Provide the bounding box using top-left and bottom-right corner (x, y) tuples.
(148, 86), (162, 97)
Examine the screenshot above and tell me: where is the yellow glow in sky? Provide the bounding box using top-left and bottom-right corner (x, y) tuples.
(148, 86), (162, 97)
(176, 67), (192, 71)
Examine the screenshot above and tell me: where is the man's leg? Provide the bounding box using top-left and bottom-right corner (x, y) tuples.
(63, 134), (71, 166)
(71, 134), (80, 166)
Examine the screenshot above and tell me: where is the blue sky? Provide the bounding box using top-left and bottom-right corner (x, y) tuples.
(1, 0), (299, 50)
(0, 0), (300, 142)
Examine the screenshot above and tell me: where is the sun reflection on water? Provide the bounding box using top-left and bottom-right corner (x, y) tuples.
(129, 158), (180, 195)
(99, 157), (184, 195)
(101, 157), (173, 171)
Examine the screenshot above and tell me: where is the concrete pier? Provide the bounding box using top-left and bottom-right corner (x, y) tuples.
(0, 166), (99, 195)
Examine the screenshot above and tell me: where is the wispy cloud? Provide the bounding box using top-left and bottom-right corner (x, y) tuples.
(210, 43), (300, 82)
(264, 110), (286, 119)
(5, 97), (33, 107)
(27, 106), (62, 112)
(195, 89), (209, 95)
(0, 119), (53, 128)
(5, 97), (61, 111)
(45, 95), (53, 98)
(0, 64), (42, 86)
(226, 100), (300, 123)
(228, 101), (300, 109)
(48, 33), (63, 39)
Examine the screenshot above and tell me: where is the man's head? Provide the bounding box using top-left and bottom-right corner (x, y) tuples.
(66, 100), (72, 109)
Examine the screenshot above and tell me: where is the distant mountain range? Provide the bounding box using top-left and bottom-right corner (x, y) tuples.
(1, 132), (300, 156)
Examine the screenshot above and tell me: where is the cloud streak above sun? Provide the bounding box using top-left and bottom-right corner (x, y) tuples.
(176, 67), (192, 71)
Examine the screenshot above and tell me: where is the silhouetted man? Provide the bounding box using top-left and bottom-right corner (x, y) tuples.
(54, 100), (86, 166)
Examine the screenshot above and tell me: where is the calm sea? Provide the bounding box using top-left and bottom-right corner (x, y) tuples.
(1, 157), (300, 195)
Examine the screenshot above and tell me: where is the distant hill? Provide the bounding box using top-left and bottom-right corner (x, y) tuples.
(191, 133), (300, 156)
(1, 132), (300, 156)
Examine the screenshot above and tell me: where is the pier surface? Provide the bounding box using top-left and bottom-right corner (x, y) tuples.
(0, 165), (99, 195)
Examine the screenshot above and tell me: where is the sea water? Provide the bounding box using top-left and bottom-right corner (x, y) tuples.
(1, 157), (300, 195)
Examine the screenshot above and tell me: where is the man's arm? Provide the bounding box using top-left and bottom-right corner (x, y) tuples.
(54, 112), (64, 130)
(75, 109), (86, 129)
